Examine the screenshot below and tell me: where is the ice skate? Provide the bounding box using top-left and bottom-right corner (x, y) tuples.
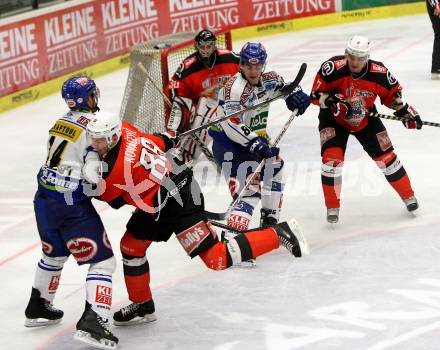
(74, 302), (118, 350)
(113, 300), (157, 326)
(326, 208), (339, 224)
(274, 219), (310, 257)
(403, 196), (419, 212)
(24, 287), (63, 327)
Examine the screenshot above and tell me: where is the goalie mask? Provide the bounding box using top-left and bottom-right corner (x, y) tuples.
(194, 29), (216, 63)
(62, 76), (99, 112)
(87, 112), (122, 155)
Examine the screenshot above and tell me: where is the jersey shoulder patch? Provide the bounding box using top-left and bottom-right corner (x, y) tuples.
(368, 60), (398, 86)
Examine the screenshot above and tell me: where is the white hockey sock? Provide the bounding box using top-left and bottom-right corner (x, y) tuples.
(86, 257), (116, 320)
(33, 255), (68, 302)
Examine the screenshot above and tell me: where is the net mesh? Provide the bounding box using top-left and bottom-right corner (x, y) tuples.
(120, 31), (230, 133)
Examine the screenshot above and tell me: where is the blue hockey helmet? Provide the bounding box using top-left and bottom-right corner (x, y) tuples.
(61, 76), (99, 110)
(239, 42), (267, 66)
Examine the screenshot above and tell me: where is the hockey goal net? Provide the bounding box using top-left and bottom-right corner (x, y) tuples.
(120, 30), (232, 133)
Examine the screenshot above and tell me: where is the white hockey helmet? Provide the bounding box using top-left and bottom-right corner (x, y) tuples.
(87, 112), (122, 146)
(345, 35), (371, 58)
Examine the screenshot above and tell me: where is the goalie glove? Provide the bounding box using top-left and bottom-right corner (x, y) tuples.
(167, 96), (193, 133)
(394, 103), (423, 130)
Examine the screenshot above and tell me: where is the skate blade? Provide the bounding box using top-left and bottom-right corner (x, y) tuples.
(233, 259), (256, 268)
(287, 218), (310, 256)
(74, 330), (117, 350)
(113, 313), (157, 327)
(24, 318), (61, 327)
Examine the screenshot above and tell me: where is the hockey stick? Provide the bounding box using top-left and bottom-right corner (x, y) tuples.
(367, 111), (440, 127)
(178, 62), (308, 139)
(136, 62), (222, 172)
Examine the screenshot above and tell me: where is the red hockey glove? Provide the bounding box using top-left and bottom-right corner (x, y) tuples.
(325, 94), (353, 120)
(394, 104), (423, 130)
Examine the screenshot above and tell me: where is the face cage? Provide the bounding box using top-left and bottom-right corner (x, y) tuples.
(196, 40), (216, 58)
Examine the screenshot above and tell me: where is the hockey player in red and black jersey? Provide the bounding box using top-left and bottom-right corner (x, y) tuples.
(86, 113), (309, 326)
(165, 29), (240, 164)
(311, 35), (423, 224)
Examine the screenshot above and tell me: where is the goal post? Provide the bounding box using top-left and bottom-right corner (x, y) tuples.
(120, 30), (233, 134)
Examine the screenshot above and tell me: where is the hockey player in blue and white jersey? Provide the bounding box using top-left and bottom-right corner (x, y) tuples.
(209, 42), (311, 234)
(24, 77), (119, 349)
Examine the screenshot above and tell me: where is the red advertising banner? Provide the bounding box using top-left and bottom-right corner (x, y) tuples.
(0, 0), (336, 98)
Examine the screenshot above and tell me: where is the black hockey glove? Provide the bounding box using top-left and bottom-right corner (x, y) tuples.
(248, 137), (279, 160)
(285, 87), (311, 115)
(325, 93), (353, 120)
(154, 131), (179, 151)
(394, 103), (423, 130)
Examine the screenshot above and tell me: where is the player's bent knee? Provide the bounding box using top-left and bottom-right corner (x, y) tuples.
(120, 231), (152, 257)
(322, 147), (344, 165)
(88, 256), (116, 275)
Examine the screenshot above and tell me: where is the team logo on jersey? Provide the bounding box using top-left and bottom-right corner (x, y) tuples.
(376, 130), (392, 151)
(67, 237), (98, 262)
(387, 71), (397, 85)
(321, 61), (335, 76)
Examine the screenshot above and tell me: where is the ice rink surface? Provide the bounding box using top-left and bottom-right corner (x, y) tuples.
(1, 13), (439, 350)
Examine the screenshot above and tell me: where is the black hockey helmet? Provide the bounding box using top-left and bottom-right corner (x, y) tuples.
(194, 29), (216, 59)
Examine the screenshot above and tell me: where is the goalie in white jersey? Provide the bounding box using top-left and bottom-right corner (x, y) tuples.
(209, 42), (311, 233)
(24, 77), (119, 349)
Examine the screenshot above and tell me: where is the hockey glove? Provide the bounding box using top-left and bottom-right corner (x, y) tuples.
(154, 131), (178, 151)
(394, 103), (423, 130)
(325, 93), (353, 120)
(248, 137), (279, 160)
(285, 87), (311, 115)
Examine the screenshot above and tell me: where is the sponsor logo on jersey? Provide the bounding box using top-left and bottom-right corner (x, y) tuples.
(227, 214), (250, 231)
(76, 116), (91, 127)
(42, 241), (54, 254)
(38, 167), (80, 191)
(95, 285), (112, 306)
(102, 230), (112, 250)
(250, 111), (268, 131)
(370, 63), (387, 73)
(48, 275), (60, 291)
(49, 120), (82, 142)
(334, 59), (346, 70)
(67, 237), (98, 262)
(322, 61), (335, 76)
(376, 130), (392, 151)
(176, 221), (211, 255)
(320, 127), (336, 146)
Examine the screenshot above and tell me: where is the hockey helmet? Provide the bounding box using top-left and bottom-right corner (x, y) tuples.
(345, 35), (371, 58)
(86, 112), (122, 146)
(239, 42), (267, 66)
(194, 29), (216, 58)
(62, 76), (99, 110)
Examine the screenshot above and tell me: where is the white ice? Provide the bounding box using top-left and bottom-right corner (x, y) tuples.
(0, 13), (439, 350)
